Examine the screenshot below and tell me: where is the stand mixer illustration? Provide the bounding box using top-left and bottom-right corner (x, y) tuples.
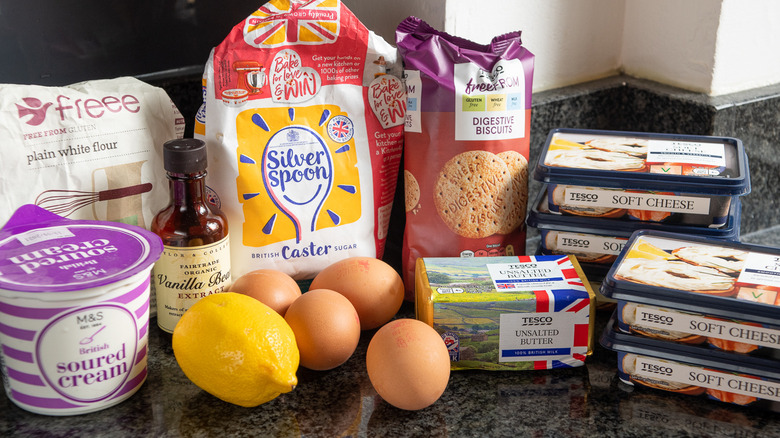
(233, 61), (266, 94)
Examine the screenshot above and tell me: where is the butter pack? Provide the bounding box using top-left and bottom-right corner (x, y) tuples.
(415, 255), (595, 370)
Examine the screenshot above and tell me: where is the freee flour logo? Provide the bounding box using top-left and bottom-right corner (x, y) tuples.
(15, 93), (142, 127)
(16, 98), (52, 126)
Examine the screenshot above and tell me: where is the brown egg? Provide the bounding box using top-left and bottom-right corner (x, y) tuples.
(366, 318), (450, 410)
(229, 269), (301, 316)
(284, 289), (361, 371)
(310, 257), (403, 330)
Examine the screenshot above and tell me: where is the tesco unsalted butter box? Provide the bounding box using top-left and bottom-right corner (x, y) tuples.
(415, 255), (595, 370)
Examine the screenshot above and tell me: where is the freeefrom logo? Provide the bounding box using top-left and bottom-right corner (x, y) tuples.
(15, 94), (141, 126)
(236, 104), (361, 249)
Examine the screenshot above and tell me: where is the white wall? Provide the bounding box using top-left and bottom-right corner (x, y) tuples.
(346, 0), (780, 97)
(621, 0), (721, 94)
(444, 0), (625, 93)
(342, 0), (446, 44)
(710, 0), (780, 95)
(621, 0), (780, 95)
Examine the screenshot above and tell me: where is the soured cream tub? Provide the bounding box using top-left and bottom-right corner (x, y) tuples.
(0, 205), (162, 415)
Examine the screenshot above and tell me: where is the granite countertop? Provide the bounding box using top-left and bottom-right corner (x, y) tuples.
(2, 300), (779, 438)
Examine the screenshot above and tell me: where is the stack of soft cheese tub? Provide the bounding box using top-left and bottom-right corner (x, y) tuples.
(528, 129), (750, 307)
(598, 231), (780, 412)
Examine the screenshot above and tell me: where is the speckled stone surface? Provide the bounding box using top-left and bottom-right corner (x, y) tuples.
(3, 308), (780, 437)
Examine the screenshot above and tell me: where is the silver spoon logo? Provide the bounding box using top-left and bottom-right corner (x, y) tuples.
(258, 113), (333, 243)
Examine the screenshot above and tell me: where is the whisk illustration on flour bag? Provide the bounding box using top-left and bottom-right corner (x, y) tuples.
(195, 0), (405, 281)
(35, 183), (154, 218)
(0, 77), (184, 228)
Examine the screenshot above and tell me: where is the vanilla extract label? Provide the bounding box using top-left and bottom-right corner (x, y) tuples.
(153, 236), (231, 333)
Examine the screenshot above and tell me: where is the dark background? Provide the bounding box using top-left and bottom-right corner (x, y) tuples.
(0, 1), (263, 86)
(3, 1), (776, 241)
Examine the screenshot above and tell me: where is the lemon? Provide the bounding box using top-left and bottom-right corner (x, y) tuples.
(172, 292), (300, 407)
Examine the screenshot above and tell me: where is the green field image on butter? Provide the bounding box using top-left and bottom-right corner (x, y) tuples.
(435, 301), (536, 370)
(424, 257), (536, 302)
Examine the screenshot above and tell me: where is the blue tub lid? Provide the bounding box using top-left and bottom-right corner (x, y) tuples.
(526, 187), (742, 239)
(601, 230), (780, 326)
(533, 129), (751, 195)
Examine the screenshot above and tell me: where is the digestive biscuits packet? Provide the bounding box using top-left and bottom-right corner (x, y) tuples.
(397, 16), (535, 298)
(195, 0), (405, 281)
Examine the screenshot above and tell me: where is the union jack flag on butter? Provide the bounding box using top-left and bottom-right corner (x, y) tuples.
(415, 255), (595, 371)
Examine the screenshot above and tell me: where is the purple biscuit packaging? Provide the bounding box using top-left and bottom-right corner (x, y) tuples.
(397, 16), (535, 299)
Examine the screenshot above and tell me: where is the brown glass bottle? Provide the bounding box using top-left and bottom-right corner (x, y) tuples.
(151, 138), (231, 333)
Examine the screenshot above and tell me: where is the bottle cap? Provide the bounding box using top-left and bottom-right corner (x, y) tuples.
(163, 138), (207, 174)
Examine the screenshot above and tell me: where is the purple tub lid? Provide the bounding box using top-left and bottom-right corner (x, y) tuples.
(0, 205), (163, 293)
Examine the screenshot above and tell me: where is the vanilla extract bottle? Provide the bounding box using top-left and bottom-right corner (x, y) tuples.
(151, 138), (231, 334)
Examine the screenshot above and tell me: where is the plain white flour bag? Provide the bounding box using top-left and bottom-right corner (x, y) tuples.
(0, 77), (184, 228)
(195, 0), (405, 281)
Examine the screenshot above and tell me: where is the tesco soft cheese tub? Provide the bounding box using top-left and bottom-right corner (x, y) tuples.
(0, 205), (162, 416)
(533, 129), (750, 227)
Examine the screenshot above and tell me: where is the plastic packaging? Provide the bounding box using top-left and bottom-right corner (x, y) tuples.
(601, 230), (780, 357)
(397, 16), (535, 298)
(533, 129), (750, 227)
(0, 205), (163, 415)
(527, 188), (742, 280)
(601, 312), (780, 411)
